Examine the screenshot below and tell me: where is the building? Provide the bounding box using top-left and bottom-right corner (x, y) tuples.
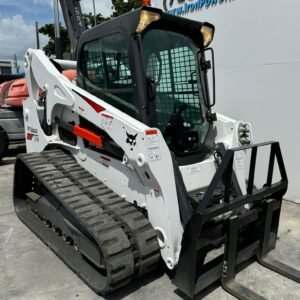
(152, 0), (300, 202)
(0, 60), (12, 75)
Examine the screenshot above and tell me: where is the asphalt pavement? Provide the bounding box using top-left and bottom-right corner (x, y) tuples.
(0, 150), (299, 300)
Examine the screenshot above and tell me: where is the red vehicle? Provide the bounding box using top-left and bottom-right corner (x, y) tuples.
(0, 70), (76, 161)
(0, 75), (26, 161)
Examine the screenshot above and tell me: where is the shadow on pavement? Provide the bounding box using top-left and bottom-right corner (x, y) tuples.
(0, 146), (26, 166)
(106, 266), (165, 299)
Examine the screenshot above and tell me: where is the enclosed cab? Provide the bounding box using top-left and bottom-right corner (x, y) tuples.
(77, 7), (215, 165)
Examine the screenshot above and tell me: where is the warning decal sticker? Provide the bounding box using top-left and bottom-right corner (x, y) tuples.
(146, 129), (161, 161)
(101, 113), (113, 130)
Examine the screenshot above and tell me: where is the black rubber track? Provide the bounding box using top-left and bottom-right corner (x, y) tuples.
(13, 150), (160, 294)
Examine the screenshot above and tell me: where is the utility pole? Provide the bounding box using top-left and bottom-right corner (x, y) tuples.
(13, 55), (20, 74)
(92, 0), (97, 26)
(35, 21), (40, 49)
(53, 0), (63, 59)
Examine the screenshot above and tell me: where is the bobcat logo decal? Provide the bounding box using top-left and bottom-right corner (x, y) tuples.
(126, 132), (137, 150)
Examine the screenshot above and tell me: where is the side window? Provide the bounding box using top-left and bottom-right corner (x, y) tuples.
(81, 33), (137, 118)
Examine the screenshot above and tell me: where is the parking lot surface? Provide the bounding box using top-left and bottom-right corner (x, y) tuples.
(1, 153), (299, 300)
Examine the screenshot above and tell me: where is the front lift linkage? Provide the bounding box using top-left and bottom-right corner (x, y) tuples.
(173, 141), (300, 299)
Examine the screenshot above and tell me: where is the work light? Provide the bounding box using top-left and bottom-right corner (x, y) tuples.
(238, 122), (252, 145)
(136, 10), (161, 33)
(201, 23), (215, 47)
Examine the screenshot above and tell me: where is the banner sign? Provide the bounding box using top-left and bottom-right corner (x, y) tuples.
(163, 0), (235, 16)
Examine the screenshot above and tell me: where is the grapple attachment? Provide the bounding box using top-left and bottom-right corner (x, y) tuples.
(173, 142), (300, 299)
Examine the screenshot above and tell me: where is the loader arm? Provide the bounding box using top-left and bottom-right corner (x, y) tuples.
(23, 49), (183, 268)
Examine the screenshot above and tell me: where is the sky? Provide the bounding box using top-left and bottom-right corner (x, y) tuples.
(0, 0), (113, 72)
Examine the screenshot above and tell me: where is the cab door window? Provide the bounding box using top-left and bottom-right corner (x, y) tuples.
(81, 33), (137, 118)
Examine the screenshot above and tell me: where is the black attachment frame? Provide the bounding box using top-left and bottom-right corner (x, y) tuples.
(173, 142), (299, 299)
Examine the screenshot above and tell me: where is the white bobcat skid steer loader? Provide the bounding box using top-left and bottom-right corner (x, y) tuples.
(13, 7), (299, 299)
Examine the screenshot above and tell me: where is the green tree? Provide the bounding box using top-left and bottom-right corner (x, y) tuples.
(83, 12), (110, 29)
(40, 0), (142, 57)
(111, 0), (141, 17)
(39, 13), (108, 56)
(38, 23), (70, 57)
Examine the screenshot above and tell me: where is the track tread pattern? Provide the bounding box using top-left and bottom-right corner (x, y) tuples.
(16, 150), (160, 294)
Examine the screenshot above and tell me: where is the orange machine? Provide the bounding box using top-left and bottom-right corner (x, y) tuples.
(0, 70), (76, 108)
(0, 70), (76, 161)
(2, 78), (28, 107)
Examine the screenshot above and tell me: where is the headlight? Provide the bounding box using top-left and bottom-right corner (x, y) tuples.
(238, 122), (252, 145)
(136, 10), (161, 33)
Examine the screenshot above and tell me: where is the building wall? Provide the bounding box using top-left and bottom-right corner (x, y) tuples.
(0, 60), (12, 75)
(152, 0), (300, 202)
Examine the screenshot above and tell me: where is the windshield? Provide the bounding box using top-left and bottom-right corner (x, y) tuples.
(142, 29), (209, 155)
